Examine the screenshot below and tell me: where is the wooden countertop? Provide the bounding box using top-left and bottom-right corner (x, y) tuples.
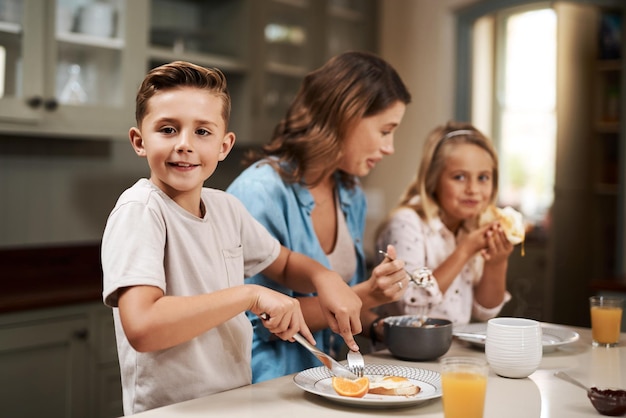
(0, 243), (102, 313)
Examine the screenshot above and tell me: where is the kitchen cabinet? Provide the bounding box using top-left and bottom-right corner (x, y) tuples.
(249, 0), (377, 141)
(0, 0), (376, 142)
(0, 302), (122, 418)
(0, 0), (146, 139)
(146, 0), (377, 144)
(590, 7), (625, 279)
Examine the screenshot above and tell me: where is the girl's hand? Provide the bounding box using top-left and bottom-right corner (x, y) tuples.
(367, 244), (408, 304)
(458, 223), (493, 256)
(252, 285), (315, 344)
(481, 223), (514, 264)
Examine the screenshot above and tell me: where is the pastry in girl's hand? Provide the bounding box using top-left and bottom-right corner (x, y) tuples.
(479, 205), (525, 245)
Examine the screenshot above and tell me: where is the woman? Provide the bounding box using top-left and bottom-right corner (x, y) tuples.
(227, 51), (412, 382)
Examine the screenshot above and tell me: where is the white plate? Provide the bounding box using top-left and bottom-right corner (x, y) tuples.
(453, 322), (580, 352)
(293, 364), (441, 408)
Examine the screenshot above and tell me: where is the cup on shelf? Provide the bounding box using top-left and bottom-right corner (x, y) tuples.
(77, 1), (116, 38)
(440, 356), (488, 418)
(590, 296), (623, 347)
(485, 317), (542, 378)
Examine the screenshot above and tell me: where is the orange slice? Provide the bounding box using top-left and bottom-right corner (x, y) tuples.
(331, 376), (370, 398)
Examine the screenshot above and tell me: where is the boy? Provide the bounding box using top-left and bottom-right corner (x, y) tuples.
(101, 61), (362, 415)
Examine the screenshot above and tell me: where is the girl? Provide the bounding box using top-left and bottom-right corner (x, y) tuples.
(375, 122), (513, 330)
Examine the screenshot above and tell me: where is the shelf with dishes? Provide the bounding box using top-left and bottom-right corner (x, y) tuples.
(56, 31), (124, 50)
(0, 20), (20, 34)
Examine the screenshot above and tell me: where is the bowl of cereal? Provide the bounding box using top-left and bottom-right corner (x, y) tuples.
(383, 315), (453, 361)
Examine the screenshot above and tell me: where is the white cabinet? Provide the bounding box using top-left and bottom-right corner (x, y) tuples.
(0, 0), (146, 139)
(0, 302), (122, 418)
(0, 0), (375, 142)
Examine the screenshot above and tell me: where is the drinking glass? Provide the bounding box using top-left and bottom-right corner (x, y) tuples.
(590, 296), (623, 347)
(441, 356), (488, 418)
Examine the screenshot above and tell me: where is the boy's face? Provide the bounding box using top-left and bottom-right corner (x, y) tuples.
(129, 87), (235, 207)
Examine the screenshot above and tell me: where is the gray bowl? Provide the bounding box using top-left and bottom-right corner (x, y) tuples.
(383, 315), (453, 361)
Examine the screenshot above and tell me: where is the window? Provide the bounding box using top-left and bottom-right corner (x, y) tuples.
(494, 7), (557, 226)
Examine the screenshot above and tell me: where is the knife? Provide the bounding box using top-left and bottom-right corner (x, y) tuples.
(259, 312), (358, 379)
(292, 333), (359, 379)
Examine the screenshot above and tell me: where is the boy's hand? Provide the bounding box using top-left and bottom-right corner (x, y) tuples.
(252, 286), (315, 344)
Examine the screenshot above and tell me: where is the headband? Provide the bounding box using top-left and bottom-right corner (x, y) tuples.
(442, 129), (474, 140)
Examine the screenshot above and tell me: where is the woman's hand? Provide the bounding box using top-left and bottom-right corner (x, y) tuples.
(314, 274), (363, 351)
(362, 244), (408, 307)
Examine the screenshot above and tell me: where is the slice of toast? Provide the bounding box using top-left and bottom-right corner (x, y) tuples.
(367, 376), (421, 396)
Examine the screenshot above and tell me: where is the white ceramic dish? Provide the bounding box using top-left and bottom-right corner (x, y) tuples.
(293, 364), (441, 408)
(453, 322), (580, 353)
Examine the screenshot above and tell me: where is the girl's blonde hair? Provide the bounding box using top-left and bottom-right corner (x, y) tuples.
(397, 121), (499, 221)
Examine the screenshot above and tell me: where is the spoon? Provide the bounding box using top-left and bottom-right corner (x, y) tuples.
(378, 250), (435, 327)
(377, 250), (435, 288)
(554, 371), (590, 391)
(555, 371), (626, 416)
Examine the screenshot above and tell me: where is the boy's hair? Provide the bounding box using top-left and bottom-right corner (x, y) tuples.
(244, 51), (411, 188)
(135, 61), (231, 128)
(398, 121), (499, 220)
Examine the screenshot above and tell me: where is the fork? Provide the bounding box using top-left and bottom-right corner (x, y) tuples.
(346, 350), (365, 378)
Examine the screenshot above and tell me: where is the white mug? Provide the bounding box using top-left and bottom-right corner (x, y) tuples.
(77, 1), (115, 38)
(485, 317), (542, 378)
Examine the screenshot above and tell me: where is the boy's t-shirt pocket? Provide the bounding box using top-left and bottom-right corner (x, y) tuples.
(222, 245), (244, 286)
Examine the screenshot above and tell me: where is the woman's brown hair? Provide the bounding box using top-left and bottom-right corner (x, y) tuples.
(244, 51), (411, 188)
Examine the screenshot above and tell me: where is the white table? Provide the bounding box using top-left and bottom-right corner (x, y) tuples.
(127, 325), (625, 417)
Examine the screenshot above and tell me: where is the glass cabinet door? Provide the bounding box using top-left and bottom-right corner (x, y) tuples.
(55, 0), (126, 108)
(0, 0), (138, 138)
(326, 0), (376, 60)
(0, 0), (42, 122)
(148, 0), (251, 142)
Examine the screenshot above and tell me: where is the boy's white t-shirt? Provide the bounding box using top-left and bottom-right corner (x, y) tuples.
(101, 179), (281, 415)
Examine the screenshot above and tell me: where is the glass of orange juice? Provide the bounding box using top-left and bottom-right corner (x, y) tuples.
(590, 296), (623, 347)
(441, 357), (488, 418)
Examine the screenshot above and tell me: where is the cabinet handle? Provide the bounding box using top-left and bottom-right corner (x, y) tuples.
(26, 96), (43, 108)
(44, 98), (59, 111)
(73, 328), (89, 340)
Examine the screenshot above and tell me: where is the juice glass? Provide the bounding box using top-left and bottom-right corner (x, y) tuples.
(590, 296), (623, 347)
(441, 357), (488, 418)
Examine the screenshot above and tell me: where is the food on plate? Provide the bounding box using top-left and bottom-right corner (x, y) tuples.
(331, 376), (370, 398)
(479, 205), (525, 245)
(367, 375), (421, 396)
